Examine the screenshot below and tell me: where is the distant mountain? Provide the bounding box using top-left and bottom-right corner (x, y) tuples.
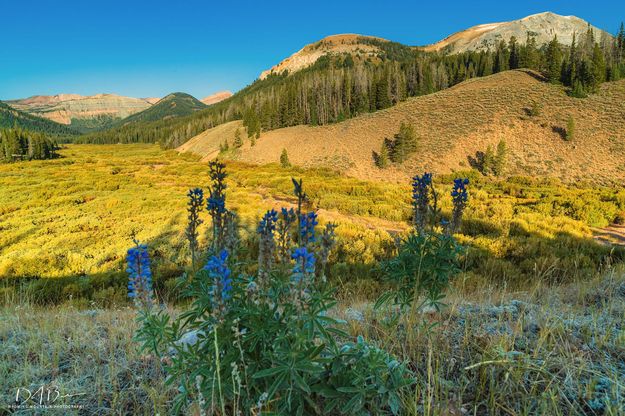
(201, 91), (233, 105)
(0, 101), (78, 137)
(6, 93), (158, 133)
(115, 92), (207, 125)
(422, 12), (613, 53)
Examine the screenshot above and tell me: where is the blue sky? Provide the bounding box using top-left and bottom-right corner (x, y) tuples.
(1, 0), (624, 100)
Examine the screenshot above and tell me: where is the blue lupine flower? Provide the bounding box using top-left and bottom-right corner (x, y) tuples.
(299, 211), (318, 243)
(451, 178), (469, 204)
(204, 250), (233, 318)
(207, 196), (226, 214)
(412, 173), (433, 231)
(257, 209), (279, 235)
(127, 244), (153, 308)
(449, 178), (469, 233)
(291, 247), (316, 279)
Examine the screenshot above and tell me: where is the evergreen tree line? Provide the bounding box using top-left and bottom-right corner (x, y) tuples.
(0, 128), (59, 162)
(78, 26), (625, 148)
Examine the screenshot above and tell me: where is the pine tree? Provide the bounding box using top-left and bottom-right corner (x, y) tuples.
(280, 148), (290, 168)
(508, 36), (520, 69)
(389, 122), (418, 163)
(591, 43), (606, 85)
(250, 135), (256, 147)
(545, 36), (562, 83)
(375, 142), (389, 168)
(565, 116), (575, 141)
(482, 145), (495, 175)
(493, 140), (507, 177)
(233, 128), (243, 148)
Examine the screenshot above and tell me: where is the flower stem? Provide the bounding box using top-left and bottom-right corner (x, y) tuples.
(213, 327), (226, 415)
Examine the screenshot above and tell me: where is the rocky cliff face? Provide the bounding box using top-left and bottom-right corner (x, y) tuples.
(422, 12), (612, 53)
(6, 94), (158, 131)
(259, 34), (388, 79)
(200, 91), (233, 105)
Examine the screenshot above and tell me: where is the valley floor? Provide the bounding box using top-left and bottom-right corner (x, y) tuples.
(1, 269), (624, 414)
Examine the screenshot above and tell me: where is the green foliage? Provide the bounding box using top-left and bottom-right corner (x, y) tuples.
(280, 148), (291, 167)
(0, 128), (58, 162)
(377, 232), (462, 311)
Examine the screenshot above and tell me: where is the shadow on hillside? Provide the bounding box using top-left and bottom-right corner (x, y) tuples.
(517, 69), (547, 83)
(551, 125), (567, 140)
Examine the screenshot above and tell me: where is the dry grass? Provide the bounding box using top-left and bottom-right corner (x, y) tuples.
(179, 70), (625, 185)
(2, 267), (623, 414)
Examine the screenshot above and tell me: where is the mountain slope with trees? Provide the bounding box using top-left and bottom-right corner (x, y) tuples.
(78, 13), (625, 149)
(0, 101), (78, 137)
(114, 92), (207, 125)
(178, 70), (625, 184)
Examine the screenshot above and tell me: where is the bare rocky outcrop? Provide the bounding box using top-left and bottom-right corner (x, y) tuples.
(422, 12), (612, 53)
(201, 91), (233, 105)
(7, 94), (158, 126)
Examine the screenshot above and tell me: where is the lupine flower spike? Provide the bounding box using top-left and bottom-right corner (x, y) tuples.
(257, 209), (278, 286)
(300, 211), (318, 245)
(449, 178), (469, 234)
(204, 249), (233, 321)
(291, 246), (316, 308)
(412, 173), (433, 232)
(207, 161), (228, 252)
(127, 243), (154, 309)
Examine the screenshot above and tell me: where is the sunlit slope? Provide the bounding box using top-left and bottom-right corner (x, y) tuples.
(179, 70), (625, 184)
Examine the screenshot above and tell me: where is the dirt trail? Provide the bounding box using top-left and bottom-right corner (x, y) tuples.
(593, 224), (625, 247)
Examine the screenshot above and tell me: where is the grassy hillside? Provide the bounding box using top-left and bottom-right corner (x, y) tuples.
(0, 101), (78, 137)
(115, 92), (206, 125)
(179, 70), (625, 185)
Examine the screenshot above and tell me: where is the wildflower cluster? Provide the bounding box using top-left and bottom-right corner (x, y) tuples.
(134, 171), (412, 415)
(126, 243), (154, 309)
(378, 172), (468, 312)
